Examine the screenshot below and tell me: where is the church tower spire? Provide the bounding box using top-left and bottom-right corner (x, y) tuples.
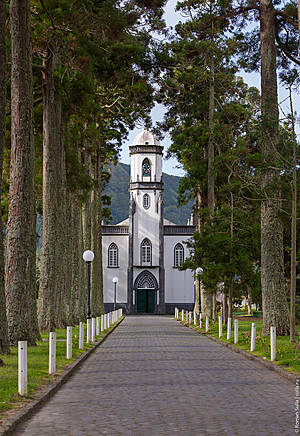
(127, 128), (165, 314)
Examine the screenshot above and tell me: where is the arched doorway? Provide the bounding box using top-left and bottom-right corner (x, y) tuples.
(134, 270), (158, 313)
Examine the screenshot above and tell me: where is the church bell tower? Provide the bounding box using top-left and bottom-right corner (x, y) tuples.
(127, 129), (165, 314)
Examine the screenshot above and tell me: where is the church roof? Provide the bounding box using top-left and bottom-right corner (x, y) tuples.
(115, 217), (176, 226)
(132, 129), (160, 146)
(116, 218), (129, 225)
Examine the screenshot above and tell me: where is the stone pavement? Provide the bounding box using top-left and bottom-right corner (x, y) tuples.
(14, 316), (295, 436)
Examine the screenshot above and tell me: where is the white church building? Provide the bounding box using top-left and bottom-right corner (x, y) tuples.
(102, 129), (195, 314)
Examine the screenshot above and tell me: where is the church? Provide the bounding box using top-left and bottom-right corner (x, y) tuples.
(102, 129), (195, 314)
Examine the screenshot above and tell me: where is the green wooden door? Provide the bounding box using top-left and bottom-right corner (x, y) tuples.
(147, 290), (155, 313)
(137, 289), (155, 313)
(137, 289), (147, 312)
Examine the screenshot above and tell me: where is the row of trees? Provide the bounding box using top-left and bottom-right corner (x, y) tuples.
(0, 0), (298, 363)
(0, 0), (166, 357)
(156, 0), (299, 339)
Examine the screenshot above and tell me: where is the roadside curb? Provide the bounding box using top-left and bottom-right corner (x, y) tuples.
(0, 316), (125, 436)
(177, 319), (299, 383)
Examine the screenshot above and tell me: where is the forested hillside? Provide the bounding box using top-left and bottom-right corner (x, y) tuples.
(104, 163), (193, 225)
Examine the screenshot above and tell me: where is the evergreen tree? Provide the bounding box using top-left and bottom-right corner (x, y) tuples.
(0, 0), (9, 356)
(5, 0), (40, 345)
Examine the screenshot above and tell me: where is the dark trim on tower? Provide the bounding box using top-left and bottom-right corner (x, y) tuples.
(127, 196), (135, 314)
(158, 194), (165, 314)
(129, 181), (163, 191)
(129, 145), (163, 155)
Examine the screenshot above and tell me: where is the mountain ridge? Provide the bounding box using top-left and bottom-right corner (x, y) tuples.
(104, 162), (193, 225)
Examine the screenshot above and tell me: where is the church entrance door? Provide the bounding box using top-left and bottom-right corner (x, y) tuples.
(137, 289), (155, 313)
(134, 270), (158, 314)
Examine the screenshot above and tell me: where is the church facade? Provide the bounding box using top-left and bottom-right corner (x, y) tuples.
(102, 129), (195, 314)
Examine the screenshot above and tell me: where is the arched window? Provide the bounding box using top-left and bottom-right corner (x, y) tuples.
(142, 158), (151, 178)
(174, 243), (184, 267)
(108, 243), (118, 267)
(143, 194), (150, 209)
(141, 238), (152, 265)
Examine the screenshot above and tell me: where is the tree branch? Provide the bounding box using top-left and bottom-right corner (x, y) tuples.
(39, 0), (56, 29)
(275, 27), (300, 66)
(275, 10), (298, 29)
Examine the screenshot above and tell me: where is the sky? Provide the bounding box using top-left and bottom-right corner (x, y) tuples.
(119, 0), (299, 177)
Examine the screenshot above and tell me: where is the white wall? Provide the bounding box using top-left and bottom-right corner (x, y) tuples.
(102, 235), (128, 303)
(164, 236), (194, 303)
(132, 189), (161, 266)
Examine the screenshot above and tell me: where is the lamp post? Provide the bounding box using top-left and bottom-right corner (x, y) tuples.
(83, 250), (95, 320)
(196, 267), (203, 313)
(112, 277), (118, 311)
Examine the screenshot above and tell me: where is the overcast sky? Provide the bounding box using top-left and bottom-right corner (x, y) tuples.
(119, 0), (299, 177)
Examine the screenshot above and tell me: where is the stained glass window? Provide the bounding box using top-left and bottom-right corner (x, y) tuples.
(142, 158), (151, 177)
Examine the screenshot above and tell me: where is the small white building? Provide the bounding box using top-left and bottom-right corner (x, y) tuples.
(102, 129), (195, 314)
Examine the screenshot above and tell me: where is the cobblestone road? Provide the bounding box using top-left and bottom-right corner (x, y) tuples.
(14, 316), (295, 436)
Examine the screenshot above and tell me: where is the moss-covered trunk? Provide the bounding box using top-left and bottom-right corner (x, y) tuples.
(5, 0), (39, 345)
(91, 151), (104, 315)
(0, 0), (9, 355)
(38, 48), (57, 331)
(260, 0), (289, 336)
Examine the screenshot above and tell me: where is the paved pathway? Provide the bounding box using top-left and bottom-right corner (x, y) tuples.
(14, 316), (295, 435)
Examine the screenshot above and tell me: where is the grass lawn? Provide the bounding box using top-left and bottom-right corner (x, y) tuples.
(179, 312), (300, 375)
(0, 318), (120, 419)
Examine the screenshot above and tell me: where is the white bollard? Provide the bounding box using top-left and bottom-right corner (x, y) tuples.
(227, 317), (232, 340)
(189, 312), (192, 324)
(218, 316), (222, 338)
(234, 319), (238, 344)
(79, 322), (84, 349)
(250, 322), (256, 352)
(194, 312), (196, 325)
(199, 313), (202, 329)
(205, 317), (209, 332)
(67, 326), (72, 359)
(185, 310), (188, 322)
(181, 310), (184, 321)
(96, 317), (100, 336)
(91, 318), (96, 342)
(174, 307), (177, 318)
(87, 318), (91, 343)
(270, 326), (276, 361)
(107, 313), (110, 329)
(49, 332), (56, 375)
(18, 341), (27, 396)
(101, 314), (104, 332)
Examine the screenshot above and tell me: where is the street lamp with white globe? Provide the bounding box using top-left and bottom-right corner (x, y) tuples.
(83, 250), (95, 320)
(112, 277), (118, 311)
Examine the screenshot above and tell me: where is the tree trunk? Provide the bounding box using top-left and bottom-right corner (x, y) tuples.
(70, 194), (82, 322)
(0, 0), (9, 355)
(222, 292), (228, 324)
(260, 0), (289, 336)
(228, 278), (233, 320)
(82, 150), (92, 319)
(56, 110), (69, 328)
(38, 48), (57, 331)
(247, 286), (252, 316)
(5, 0), (39, 345)
(91, 151), (104, 316)
(289, 87), (297, 342)
(207, 57), (215, 217)
(193, 188), (201, 314)
(78, 203), (86, 320)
